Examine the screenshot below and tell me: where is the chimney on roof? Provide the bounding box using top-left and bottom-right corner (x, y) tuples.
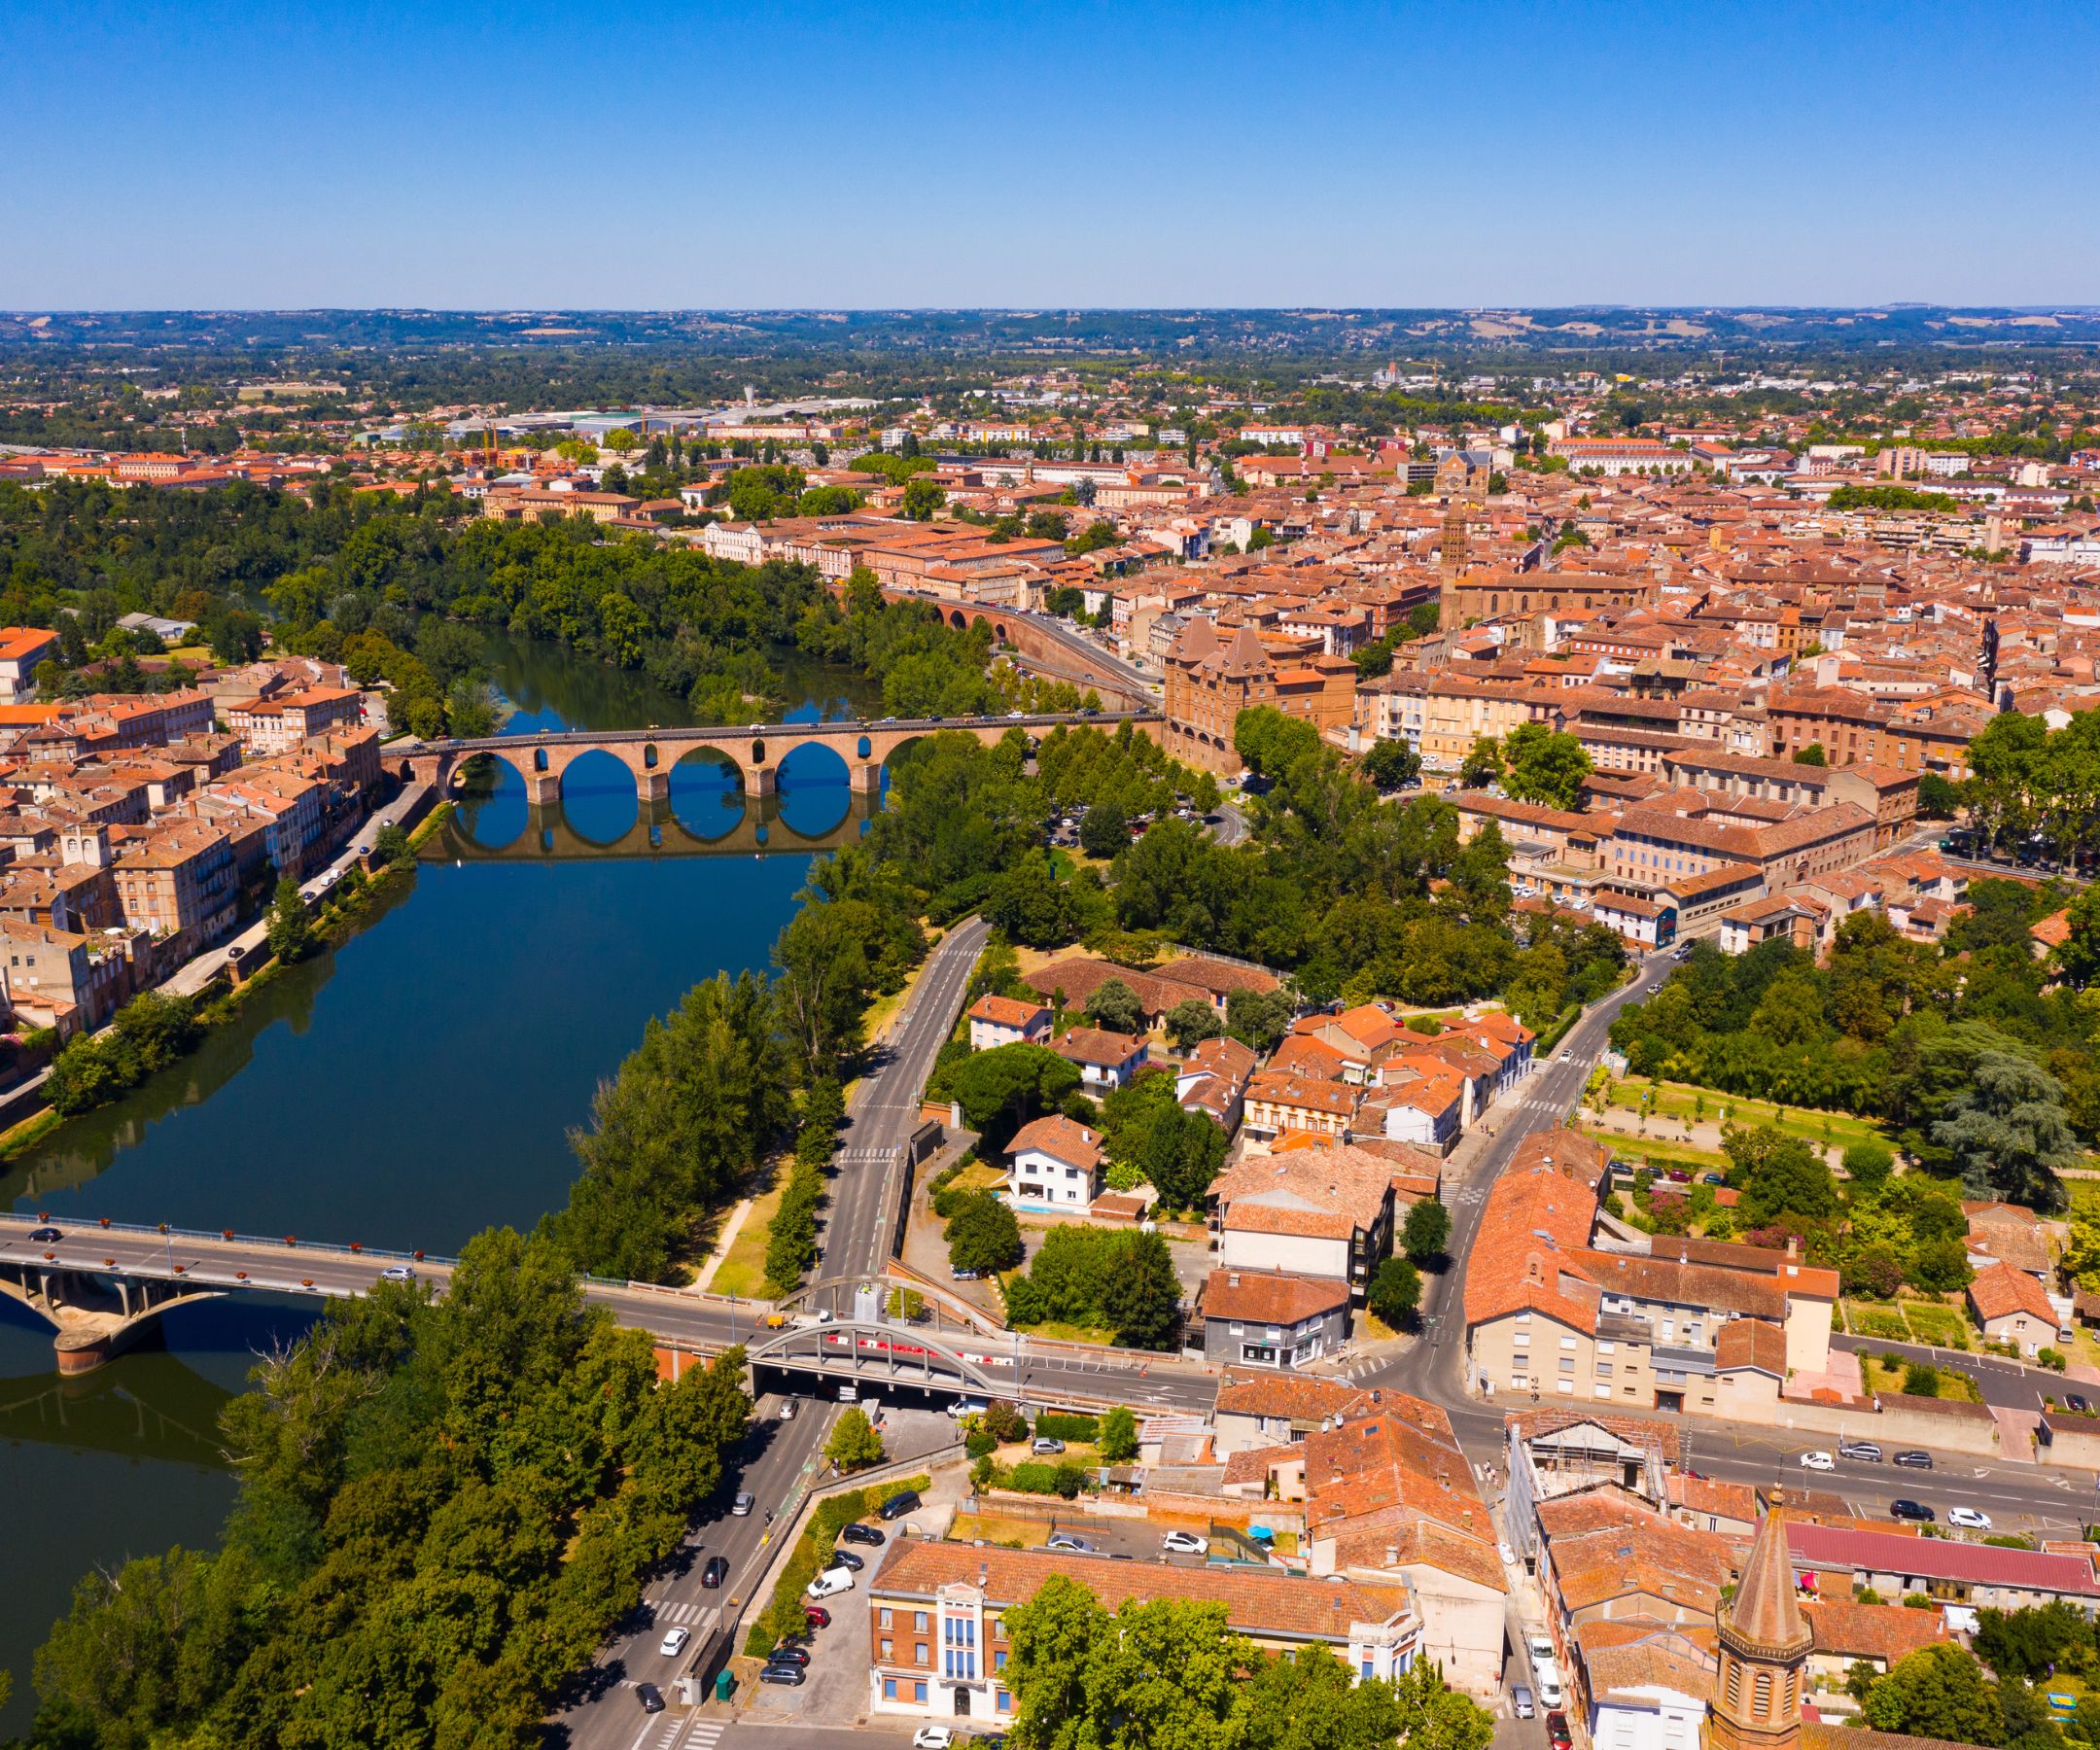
(1228, 1273), (1241, 1288)
(1386, 1544), (1399, 1566)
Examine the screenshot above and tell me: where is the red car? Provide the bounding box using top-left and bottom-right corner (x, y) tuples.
(1547, 1711), (1573, 1750)
(803, 1604), (831, 1630)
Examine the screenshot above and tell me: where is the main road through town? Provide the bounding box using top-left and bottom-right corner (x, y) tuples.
(547, 912), (993, 1749)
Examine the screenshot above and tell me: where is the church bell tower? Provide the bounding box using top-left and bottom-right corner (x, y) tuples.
(1707, 1492), (1811, 1750)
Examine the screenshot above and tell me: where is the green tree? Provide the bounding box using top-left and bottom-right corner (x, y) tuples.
(371, 822), (411, 867)
(1362, 737), (1421, 792)
(1098, 1230), (1184, 1348)
(1933, 1051), (2080, 1208)
(1864, 1644), (2005, 1745)
(1096, 1405), (1138, 1463)
(1403, 1197), (1452, 1264)
(947, 1190), (1024, 1276)
(1084, 978), (1145, 1035)
(772, 899), (874, 1073)
(1793, 741), (1829, 766)
(825, 1407), (885, 1473)
(1368, 1255), (1422, 1326)
(1164, 998), (1222, 1051)
(267, 874), (315, 963)
(901, 476), (946, 520)
(1501, 721), (1592, 810)
(946, 1043), (1082, 1149)
(1725, 1125), (1839, 1226)
(1459, 734), (1503, 788)
(1078, 800), (1130, 858)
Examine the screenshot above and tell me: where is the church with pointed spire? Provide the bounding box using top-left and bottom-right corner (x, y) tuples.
(1707, 1491), (1811, 1750)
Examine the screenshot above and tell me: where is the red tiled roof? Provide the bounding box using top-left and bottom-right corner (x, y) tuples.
(1786, 1522), (2100, 1595)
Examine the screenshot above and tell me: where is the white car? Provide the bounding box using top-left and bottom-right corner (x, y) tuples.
(1161, 1530), (1208, 1556)
(1948, 1507), (1993, 1531)
(913, 1732), (956, 1750)
(1799, 1450), (1836, 1471)
(658, 1626), (690, 1658)
(805, 1566), (855, 1600)
(380, 1263), (416, 1282)
(778, 1398), (797, 1420)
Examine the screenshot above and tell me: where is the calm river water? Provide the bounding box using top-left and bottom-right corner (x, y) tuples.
(0, 635), (878, 1730)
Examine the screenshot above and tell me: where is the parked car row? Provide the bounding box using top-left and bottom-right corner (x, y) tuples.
(1798, 1445), (1934, 1470)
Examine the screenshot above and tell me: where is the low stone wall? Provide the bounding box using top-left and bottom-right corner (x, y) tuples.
(1698, 1391), (2001, 1456)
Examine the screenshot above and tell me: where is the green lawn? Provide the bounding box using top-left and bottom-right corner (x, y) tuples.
(1605, 1077), (1889, 1154)
(709, 1173), (786, 1300)
(1578, 1126), (1730, 1171)
(1859, 1353), (1982, 1403)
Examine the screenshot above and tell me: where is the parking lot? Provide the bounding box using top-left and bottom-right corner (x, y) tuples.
(732, 1428), (969, 1732)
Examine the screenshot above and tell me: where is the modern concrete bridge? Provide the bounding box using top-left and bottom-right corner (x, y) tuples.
(395, 708), (1162, 809)
(0, 1216), (1211, 1412)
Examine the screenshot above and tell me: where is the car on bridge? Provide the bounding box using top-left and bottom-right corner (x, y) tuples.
(26, 1226), (60, 1243)
(380, 1263), (416, 1282)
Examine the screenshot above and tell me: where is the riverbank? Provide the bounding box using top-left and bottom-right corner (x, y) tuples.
(0, 797), (458, 1167)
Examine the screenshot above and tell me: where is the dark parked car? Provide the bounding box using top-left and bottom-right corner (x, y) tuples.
(637, 1683), (665, 1714)
(25, 1226), (61, 1243)
(1890, 1499), (1935, 1522)
(2069, 1394), (2092, 1415)
(826, 1547), (864, 1573)
(1548, 1711), (1573, 1750)
(702, 1556), (730, 1588)
(841, 1522), (886, 1547)
(1893, 1450), (1934, 1470)
(767, 1644), (810, 1667)
(759, 1663), (806, 1687)
(879, 1489), (920, 1522)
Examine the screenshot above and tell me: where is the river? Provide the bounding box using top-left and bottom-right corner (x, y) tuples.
(0, 634), (880, 1731)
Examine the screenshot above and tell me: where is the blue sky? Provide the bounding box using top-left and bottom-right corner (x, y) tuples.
(4, 0), (2095, 309)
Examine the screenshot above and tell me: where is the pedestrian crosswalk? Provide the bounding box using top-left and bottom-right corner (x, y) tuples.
(646, 1596), (720, 1631)
(835, 1144), (894, 1166)
(684, 1722), (726, 1750)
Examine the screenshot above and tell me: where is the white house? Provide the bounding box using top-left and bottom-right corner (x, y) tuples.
(1004, 1115), (1103, 1212)
(966, 995), (1051, 1053)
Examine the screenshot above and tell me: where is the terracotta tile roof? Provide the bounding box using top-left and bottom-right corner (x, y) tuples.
(1967, 1258), (2058, 1325)
(1803, 1720), (1999, 1750)
(1245, 1069), (1362, 1117)
(1054, 1025), (1146, 1068)
(1268, 1035), (1354, 1081)
(1786, 1522), (2100, 1596)
(867, 1539), (1411, 1642)
(1669, 1474), (1760, 1522)
(1213, 1371), (1376, 1425)
(1203, 1268), (1349, 1326)
(968, 994), (1047, 1028)
(1802, 1600), (1949, 1662)
(1714, 1317), (1788, 1377)
(1213, 1144), (1393, 1239)
(1007, 1114), (1102, 1172)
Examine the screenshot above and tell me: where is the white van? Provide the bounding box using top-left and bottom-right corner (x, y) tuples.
(806, 1566), (856, 1600)
(946, 1398), (990, 1421)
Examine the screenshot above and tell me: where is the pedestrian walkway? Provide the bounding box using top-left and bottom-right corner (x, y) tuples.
(694, 1199), (755, 1293)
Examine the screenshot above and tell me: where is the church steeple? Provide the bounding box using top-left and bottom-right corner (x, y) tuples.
(1708, 1491), (1810, 1750)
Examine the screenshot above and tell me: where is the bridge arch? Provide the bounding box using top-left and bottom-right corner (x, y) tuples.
(557, 749), (640, 847)
(669, 743), (749, 841)
(450, 750), (533, 851)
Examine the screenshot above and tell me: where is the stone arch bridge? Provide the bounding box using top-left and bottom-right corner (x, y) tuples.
(399, 709), (1162, 808)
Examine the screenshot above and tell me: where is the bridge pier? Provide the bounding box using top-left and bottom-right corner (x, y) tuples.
(853, 762), (883, 796)
(750, 765), (778, 797)
(527, 773), (561, 806)
(637, 769), (671, 804)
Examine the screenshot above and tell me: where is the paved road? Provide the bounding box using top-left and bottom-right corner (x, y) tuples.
(1831, 1332), (2059, 1412)
(1378, 950), (1677, 1412)
(549, 915), (996, 1749)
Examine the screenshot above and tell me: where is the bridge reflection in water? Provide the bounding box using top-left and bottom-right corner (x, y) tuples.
(435, 764), (880, 863)
(0, 1342), (234, 1468)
